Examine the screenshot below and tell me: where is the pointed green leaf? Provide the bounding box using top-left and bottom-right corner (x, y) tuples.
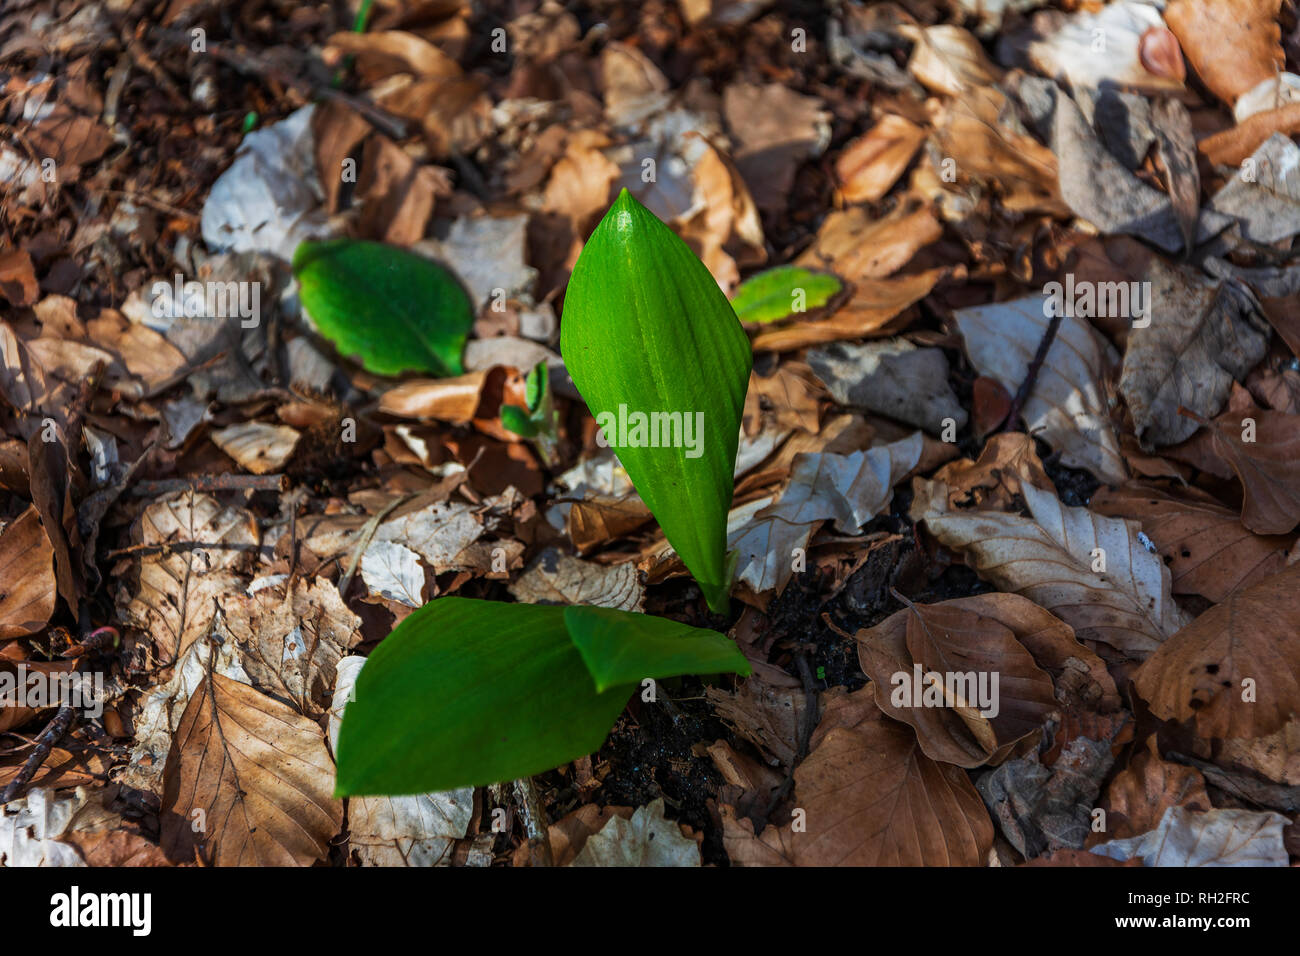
(560, 190), (752, 613)
(731, 266), (842, 324)
(563, 605), (751, 693)
(293, 238), (473, 377)
(334, 598), (631, 796)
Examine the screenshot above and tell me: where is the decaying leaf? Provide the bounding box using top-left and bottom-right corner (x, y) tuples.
(1091, 806), (1290, 866)
(569, 798), (700, 867)
(0, 505), (56, 640)
(508, 548), (644, 611)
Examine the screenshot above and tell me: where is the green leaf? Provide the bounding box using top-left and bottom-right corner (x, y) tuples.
(563, 605), (751, 693)
(730, 266), (842, 324)
(293, 238), (474, 377)
(560, 189), (752, 613)
(334, 597), (752, 796)
(334, 598), (629, 796)
(500, 403), (540, 437)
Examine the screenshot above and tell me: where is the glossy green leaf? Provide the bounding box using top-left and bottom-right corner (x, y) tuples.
(293, 238), (473, 377)
(334, 597), (751, 796)
(560, 189), (752, 613)
(334, 598), (629, 796)
(563, 605), (751, 693)
(730, 266), (842, 324)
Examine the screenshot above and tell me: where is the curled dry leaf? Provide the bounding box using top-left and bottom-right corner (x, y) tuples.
(858, 593), (1086, 768)
(160, 671), (343, 866)
(913, 478), (1188, 659)
(1133, 563), (1300, 740)
(0, 505), (56, 640)
(901, 24), (1003, 96)
(1090, 483), (1293, 602)
(929, 431), (1051, 514)
(954, 294), (1126, 484)
(724, 688), (994, 866)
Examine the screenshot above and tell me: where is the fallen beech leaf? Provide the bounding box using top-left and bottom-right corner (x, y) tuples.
(1091, 806), (1289, 866)
(0, 505), (56, 640)
(567, 496), (652, 554)
(726, 688), (994, 866)
(508, 547), (644, 611)
(913, 478), (1188, 658)
(360, 540), (426, 607)
(857, 593), (1060, 767)
(1199, 102), (1300, 167)
(836, 115), (926, 203)
(544, 804), (635, 867)
(122, 493), (259, 666)
(1133, 563), (1300, 739)
(1090, 483), (1293, 602)
(1118, 259), (1270, 448)
(795, 199), (942, 282)
(1094, 738), (1211, 844)
(160, 672), (343, 866)
(378, 369), (500, 424)
(902, 24), (1003, 96)
(723, 83), (831, 213)
(1164, 0), (1282, 106)
(570, 798), (700, 866)
(1202, 404), (1300, 535)
(955, 294), (1126, 483)
(210, 421), (300, 474)
(746, 364), (822, 434)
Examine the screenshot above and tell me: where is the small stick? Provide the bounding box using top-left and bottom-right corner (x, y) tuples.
(128, 474), (287, 496)
(1000, 310), (1064, 433)
(512, 777), (554, 867)
(0, 704), (76, 805)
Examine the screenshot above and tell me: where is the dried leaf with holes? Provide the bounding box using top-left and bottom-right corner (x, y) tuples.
(1133, 563), (1300, 740)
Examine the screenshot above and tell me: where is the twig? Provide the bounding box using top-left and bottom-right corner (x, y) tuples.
(759, 652), (819, 827)
(512, 777), (553, 867)
(128, 474), (287, 496)
(999, 309), (1064, 434)
(338, 493), (415, 599)
(0, 704), (77, 805)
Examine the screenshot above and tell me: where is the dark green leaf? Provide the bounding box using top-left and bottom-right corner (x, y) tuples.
(293, 238), (473, 377)
(731, 266), (842, 324)
(563, 605), (751, 693)
(334, 598), (630, 796)
(560, 189), (751, 613)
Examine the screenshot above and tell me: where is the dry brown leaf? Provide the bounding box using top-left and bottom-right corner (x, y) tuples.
(1090, 482), (1293, 602)
(1091, 806), (1289, 866)
(795, 198), (941, 282)
(355, 135), (450, 245)
(751, 267), (947, 352)
(210, 421), (300, 475)
(1202, 404), (1300, 535)
(569, 798), (700, 867)
(1092, 738), (1210, 844)
(1199, 102), (1300, 167)
(378, 368), (501, 424)
(929, 432), (1051, 513)
(545, 804), (635, 867)
(858, 594), (1059, 767)
(1164, 0), (1283, 106)
(1118, 259), (1270, 448)
(0, 505), (56, 640)
(912, 478), (1188, 659)
(325, 30), (462, 81)
(727, 688), (994, 866)
(1133, 562), (1300, 740)
(723, 83), (830, 213)
(902, 24), (1004, 96)
(160, 671), (342, 866)
(836, 115), (926, 204)
(567, 496), (652, 554)
(746, 365), (822, 435)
